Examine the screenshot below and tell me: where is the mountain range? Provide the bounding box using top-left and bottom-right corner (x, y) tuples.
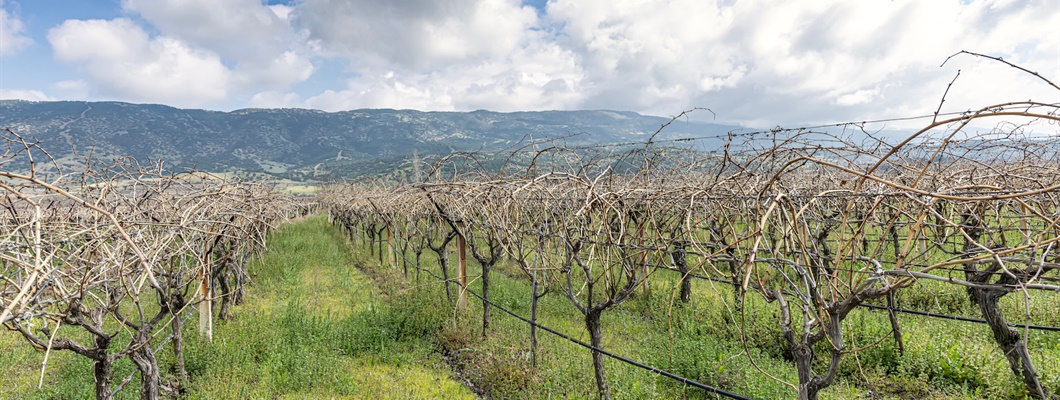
(0, 100), (741, 180)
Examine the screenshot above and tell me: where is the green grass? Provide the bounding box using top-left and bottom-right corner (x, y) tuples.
(379, 240), (1060, 399)
(182, 215), (473, 399)
(0, 215), (474, 399)
(5, 215), (1057, 399)
(434, 258), (801, 399)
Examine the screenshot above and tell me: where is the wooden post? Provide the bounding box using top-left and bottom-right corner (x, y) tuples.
(198, 254), (213, 342)
(387, 222), (395, 267)
(457, 233), (467, 311)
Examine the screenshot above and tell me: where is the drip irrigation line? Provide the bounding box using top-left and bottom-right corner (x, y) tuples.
(399, 255), (752, 400)
(349, 215), (1060, 294)
(460, 286), (752, 399)
(652, 265), (1060, 332)
(857, 303), (1060, 332)
(368, 222), (1059, 400)
(354, 216), (1060, 330)
(368, 187), (1060, 203)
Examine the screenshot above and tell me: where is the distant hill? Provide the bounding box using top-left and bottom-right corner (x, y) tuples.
(0, 100), (741, 180)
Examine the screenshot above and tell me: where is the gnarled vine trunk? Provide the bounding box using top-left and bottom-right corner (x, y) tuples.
(967, 286), (1047, 398)
(585, 309), (611, 400)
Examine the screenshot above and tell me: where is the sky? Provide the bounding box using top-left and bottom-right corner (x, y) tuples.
(0, 0), (1058, 127)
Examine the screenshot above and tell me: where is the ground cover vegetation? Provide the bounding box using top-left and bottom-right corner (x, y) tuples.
(320, 56), (1060, 399)
(178, 215), (474, 399)
(0, 127), (304, 398)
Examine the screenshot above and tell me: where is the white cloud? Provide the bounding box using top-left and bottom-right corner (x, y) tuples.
(269, 4), (294, 21)
(121, 0), (315, 91)
(45, 0), (318, 109)
(0, 0), (32, 55)
(50, 18), (147, 62)
(33, 1), (315, 109)
(48, 18), (231, 107)
(540, 0), (1059, 126)
(300, 40), (585, 112)
(279, 0), (584, 112)
(835, 88), (880, 107)
(233, 51), (314, 90)
(122, 0), (293, 61)
(293, 0), (538, 69)
(11, 0), (1056, 127)
(0, 88), (51, 101)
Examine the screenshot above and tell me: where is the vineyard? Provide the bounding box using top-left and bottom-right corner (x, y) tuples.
(320, 67), (1060, 398)
(0, 128), (306, 398)
(2, 53), (1059, 399)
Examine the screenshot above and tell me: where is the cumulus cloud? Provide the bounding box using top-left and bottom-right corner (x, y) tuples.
(0, 0), (32, 55)
(293, 0), (538, 69)
(834, 88), (880, 107)
(285, 0), (1058, 125)
(233, 50), (314, 89)
(301, 39), (585, 112)
(122, 0), (314, 91)
(278, 0), (584, 112)
(537, 0), (1060, 126)
(48, 18), (230, 106)
(122, 0), (292, 60)
(45, 0), (318, 109)
(544, 0), (747, 113)
(268, 4), (294, 21)
(222, 0), (1053, 125)
(19, 0), (1058, 126)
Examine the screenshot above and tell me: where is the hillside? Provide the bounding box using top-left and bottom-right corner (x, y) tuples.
(0, 100), (739, 180)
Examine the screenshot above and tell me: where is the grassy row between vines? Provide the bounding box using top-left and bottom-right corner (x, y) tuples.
(363, 231), (1060, 399)
(1, 215), (473, 399)
(3, 214), (1057, 398)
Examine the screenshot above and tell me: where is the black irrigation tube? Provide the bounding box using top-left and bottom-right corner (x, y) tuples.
(858, 303), (1060, 332)
(381, 188), (1055, 202)
(366, 221), (1060, 333)
(404, 259), (752, 400)
(352, 221), (1060, 400)
(653, 265), (1060, 332)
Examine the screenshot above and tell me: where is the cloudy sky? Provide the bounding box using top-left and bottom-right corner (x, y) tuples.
(1, 0), (1057, 127)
